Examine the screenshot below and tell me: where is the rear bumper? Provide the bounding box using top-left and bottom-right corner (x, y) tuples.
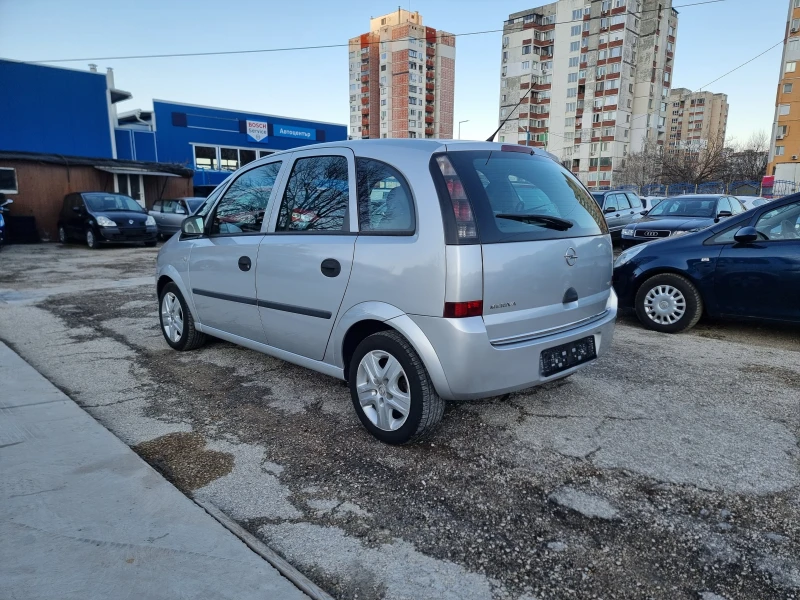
(98, 226), (157, 243)
(408, 292), (617, 401)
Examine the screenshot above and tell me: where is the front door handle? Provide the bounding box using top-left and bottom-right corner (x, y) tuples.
(238, 256), (251, 272)
(321, 258), (341, 278)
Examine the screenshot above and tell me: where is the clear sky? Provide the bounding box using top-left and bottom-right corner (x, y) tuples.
(0, 0), (788, 144)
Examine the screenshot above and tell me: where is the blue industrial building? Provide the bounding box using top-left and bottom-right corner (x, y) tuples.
(116, 100), (347, 193)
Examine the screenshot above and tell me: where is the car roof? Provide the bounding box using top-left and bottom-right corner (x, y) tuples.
(667, 194), (725, 199)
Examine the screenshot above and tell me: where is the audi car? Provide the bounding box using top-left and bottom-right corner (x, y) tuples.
(620, 194), (746, 249)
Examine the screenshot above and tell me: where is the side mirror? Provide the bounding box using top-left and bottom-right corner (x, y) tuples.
(181, 215), (205, 236)
(0, 199), (13, 208)
(72, 206), (82, 213)
(717, 210), (733, 219)
(604, 206), (616, 214)
(733, 226), (758, 244)
(640, 210), (649, 216)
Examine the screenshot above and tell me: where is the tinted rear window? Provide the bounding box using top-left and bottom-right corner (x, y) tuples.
(444, 151), (608, 243)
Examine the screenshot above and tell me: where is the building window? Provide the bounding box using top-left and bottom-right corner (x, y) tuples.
(780, 104), (791, 116)
(566, 102), (576, 112)
(570, 41), (580, 53)
(194, 145), (218, 170)
(522, 45), (531, 55)
(776, 146), (785, 156)
(0, 167), (17, 194)
(569, 57), (579, 67)
(571, 25), (581, 36)
(568, 72), (578, 83)
(572, 8), (583, 20)
(567, 87), (577, 97)
(786, 61), (796, 74)
(785, 83), (794, 94)
(410, 120), (416, 127)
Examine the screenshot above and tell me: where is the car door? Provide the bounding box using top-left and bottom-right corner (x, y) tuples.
(187, 160), (286, 343)
(162, 200), (188, 233)
(256, 148), (357, 361)
(713, 198), (800, 321)
(69, 194), (87, 236)
(626, 192), (644, 221)
(615, 192), (634, 227)
(601, 193), (623, 232)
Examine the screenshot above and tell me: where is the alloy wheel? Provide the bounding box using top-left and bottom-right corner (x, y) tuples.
(355, 350), (411, 431)
(161, 292), (184, 343)
(643, 284), (686, 325)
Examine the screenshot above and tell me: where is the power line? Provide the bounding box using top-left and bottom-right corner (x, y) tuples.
(31, 0), (724, 64)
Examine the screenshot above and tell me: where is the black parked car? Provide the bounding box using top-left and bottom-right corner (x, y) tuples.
(620, 194), (745, 249)
(613, 193), (800, 333)
(591, 190), (644, 238)
(58, 192), (158, 249)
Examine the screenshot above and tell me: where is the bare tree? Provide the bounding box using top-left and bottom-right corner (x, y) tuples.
(617, 139), (662, 187)
(724, 130), (769, 183)
(660, 133), (728, 184)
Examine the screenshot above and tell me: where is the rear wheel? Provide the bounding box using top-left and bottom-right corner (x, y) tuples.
(58, 225), (67, 244)
(86, 228), (98, 249)
(635, 273), (703, 333)
(348, 330), (444, 444)
(159, 282), (206, 351)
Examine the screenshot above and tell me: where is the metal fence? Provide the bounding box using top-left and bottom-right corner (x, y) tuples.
(594, 180), (798, 199)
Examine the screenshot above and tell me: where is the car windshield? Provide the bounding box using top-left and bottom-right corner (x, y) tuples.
(647, 197), (717, 218)
(83, 193), (144, 213)
(186, 199), (204, 214)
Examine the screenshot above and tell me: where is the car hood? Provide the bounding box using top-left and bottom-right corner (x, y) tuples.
(632, 215), (715, 231)
(92, 211), (149, 225)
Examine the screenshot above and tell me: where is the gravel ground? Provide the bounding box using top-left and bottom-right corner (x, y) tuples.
(1, 243), (798, 600)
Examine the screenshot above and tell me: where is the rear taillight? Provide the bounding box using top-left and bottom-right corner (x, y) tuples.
(444, 301), (483, 318)
(436, 156), (477, 240)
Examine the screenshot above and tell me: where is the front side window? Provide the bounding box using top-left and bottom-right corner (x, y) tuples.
(211, 162), (282, 235)
(755, 201), (800, 240)
(276, 156), (349, 232)
(356, 158), (415, 233)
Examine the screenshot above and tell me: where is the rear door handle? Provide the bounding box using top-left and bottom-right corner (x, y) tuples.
(321, 258), (341, 278)
(238, 256), (251, 272)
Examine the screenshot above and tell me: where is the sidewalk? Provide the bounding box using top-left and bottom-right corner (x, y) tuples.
(0, 341), (311, 600)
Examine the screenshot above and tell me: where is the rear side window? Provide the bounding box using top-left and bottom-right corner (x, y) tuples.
(355, 158), (415, 233)
(603, 194), (618, 212)
(152, 200), (163, 212)
(615, 193), (631, 210)
(626, 193), (642, 209)
(276, 156), (349, 232)
(441, 151), (607, 243)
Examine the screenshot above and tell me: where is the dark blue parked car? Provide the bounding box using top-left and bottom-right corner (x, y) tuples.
(613, 193), (800, 333)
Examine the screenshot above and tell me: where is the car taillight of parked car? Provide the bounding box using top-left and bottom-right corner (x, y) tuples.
(436, 156), (477, 240)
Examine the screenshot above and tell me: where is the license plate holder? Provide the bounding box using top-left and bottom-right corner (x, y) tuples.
(540, 336), (597, 377)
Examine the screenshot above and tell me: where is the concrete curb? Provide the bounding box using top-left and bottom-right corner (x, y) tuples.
(194, 498), (335, 600)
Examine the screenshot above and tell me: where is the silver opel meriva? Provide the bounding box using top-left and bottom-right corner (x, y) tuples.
(156, 140), (617, 444)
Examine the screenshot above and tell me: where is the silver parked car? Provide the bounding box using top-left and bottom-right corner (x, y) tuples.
(155, 140), (617, 443)
(149, 197), (206, 238)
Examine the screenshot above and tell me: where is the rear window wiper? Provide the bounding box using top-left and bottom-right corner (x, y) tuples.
(495, 213), (574, 231)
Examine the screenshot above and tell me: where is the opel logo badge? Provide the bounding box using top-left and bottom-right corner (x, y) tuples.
(565, 247), (578, 266)
(129, 219), (134, 225)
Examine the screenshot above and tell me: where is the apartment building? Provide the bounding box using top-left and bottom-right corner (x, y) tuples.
(767, 0), (800, 183)
(348, 10), (456, 140)
(667, 88), (728, 153)
(498, 0), (678, 188)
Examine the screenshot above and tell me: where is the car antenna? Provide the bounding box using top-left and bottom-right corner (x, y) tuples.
(486, 85), (535, 143)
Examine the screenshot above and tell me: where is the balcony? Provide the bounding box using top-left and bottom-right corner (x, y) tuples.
(426, 93), (434, 102)
(426, 47), (435, 57)
(361, 97), (369, 105)
(425, 104), (434, 113)
(426, 82), (435, 91)
(362, 118), (369, 126)
(361, 107), (369, 115)
(361, 75), (369, 83)
(425, 116), (434, 124)
(361, 85), (369, 93)
(426, 59), (434, 68)
(425, 127), (434, 136)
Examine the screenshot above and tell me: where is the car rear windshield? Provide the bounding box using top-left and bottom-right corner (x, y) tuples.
(648, 197), (717, 218)
(441, 150), (608, 243)
(83, 193), (144, 213)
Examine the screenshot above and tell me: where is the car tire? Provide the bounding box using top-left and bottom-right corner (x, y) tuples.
(635, 273), (703, 333)
(86, 228), (99, 249)
(348, 330), (444, 445)
(58, 225), (67, 244)
(159, 282), (206, 351)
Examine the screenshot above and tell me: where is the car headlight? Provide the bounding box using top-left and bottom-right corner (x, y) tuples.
(614, 244), (646, 268)
(622, 228), (635, 237)
(95, 216), (116, 227)
(670, 228), (701, 237)
(145, 215), (156, 226)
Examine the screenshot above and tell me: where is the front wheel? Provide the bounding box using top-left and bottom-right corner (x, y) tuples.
(348, 330), (445, 444)
(86, 228), (99, 249)
(58, 225), (68, 244)
(635, 273), (703, 333)
(159, 282), (206, 351)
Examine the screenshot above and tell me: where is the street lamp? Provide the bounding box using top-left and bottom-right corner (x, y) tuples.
(458, 119), (470, 140)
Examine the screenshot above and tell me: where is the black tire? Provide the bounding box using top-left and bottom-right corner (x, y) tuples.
(144, 241), (157, 247)
(635, 273), (703, 333)
(159, 282), (206, 351)
(86, 228), (99, 249)
(58, 225), (68, 244)
(348, 330), (445, 445)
